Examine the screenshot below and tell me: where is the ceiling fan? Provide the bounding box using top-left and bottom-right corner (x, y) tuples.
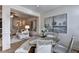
(10, 12), (19, 18)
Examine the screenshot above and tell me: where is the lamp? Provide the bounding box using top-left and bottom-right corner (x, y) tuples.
(25, 25), (30, 32)
(21, 25), (30, 37)
(25, 25), (30, 29)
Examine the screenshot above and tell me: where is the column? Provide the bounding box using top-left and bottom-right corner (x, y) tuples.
(2, 5), (11, 51)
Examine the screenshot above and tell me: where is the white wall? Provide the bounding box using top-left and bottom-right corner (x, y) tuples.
(2, 5), (11, 50)
(42, 6), (79, 48)
(38, 15), (44, 33)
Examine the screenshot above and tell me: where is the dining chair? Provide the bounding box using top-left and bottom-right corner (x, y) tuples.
(35, 40), (53, 53)
(53, 35), (74, 53)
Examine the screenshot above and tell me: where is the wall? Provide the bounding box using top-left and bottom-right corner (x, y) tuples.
(42, 6), (79, 48)
(39, 15), (44, 33)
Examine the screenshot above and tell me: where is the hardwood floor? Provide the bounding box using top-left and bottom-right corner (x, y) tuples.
(0, 39), (27, 53)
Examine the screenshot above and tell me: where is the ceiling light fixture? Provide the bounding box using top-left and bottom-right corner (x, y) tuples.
(10, 12), (19, 18)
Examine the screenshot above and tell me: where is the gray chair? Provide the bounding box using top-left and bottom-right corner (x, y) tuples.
(53, 36), (74, 53)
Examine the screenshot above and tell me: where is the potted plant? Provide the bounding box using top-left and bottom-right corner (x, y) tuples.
(41, 27), (47, 38)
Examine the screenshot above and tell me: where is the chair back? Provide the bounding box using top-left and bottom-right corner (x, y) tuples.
(66, 35), (74, 53)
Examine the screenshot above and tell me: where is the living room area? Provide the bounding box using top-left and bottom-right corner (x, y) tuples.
(1, 5), (79, 53)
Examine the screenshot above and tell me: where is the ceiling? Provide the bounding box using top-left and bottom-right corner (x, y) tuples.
(11, 5), (63, 19)
(11, 9), (38, 21)
(21, 5), (63, 13)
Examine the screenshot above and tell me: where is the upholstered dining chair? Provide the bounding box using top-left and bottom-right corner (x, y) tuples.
(35, 40), (53, 53)
(53, 36), (74, 53)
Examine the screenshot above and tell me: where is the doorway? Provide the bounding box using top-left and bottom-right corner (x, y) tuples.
(10, 9), (39, 52)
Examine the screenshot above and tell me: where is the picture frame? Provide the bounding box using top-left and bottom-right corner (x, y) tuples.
(44, 14), (67, 33)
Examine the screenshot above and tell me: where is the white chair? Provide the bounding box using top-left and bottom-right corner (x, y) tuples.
(35, 40), (53, 53)
(53, 36), (74, 53)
